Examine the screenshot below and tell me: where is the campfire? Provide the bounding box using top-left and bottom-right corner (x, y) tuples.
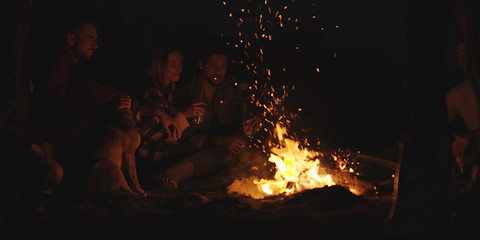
(221, 0), (384, 199)
(228, 122), (365, 199)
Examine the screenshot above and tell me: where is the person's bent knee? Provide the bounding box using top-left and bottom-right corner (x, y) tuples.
(47, 160), (64, 188)
(34, 152), (64, 191)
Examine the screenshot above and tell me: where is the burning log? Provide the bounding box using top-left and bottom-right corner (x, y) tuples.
(356, 154), (398, 170)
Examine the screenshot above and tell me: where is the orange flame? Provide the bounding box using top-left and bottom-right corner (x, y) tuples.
(228, 123), (337, 199)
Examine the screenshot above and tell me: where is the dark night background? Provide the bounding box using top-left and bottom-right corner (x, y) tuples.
(5, 0), (480, 238)
(20, 0), (463, 152)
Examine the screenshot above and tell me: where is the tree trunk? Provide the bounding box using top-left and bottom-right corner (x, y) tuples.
(1, 0), (32, 147)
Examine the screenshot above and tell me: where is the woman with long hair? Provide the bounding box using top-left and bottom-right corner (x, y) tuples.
(136, 47), (205, 189)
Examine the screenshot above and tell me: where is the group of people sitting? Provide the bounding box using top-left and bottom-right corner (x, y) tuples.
(14, 15), (480, 199)
(25, 19), (264, 196)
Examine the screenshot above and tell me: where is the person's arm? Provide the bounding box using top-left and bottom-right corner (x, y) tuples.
(445, 90), (458, 125)
(48, 51), (126, 114)
(446, 87), (480, 156)
(78, 76), (123, 105)
(452, 129), (480, 157)
(141, 87), (183, 139)
(212, 135), (246, 155)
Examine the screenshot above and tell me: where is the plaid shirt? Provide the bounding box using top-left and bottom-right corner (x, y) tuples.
(138, 76), (249, 162)
(137, 81), (181, 162)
